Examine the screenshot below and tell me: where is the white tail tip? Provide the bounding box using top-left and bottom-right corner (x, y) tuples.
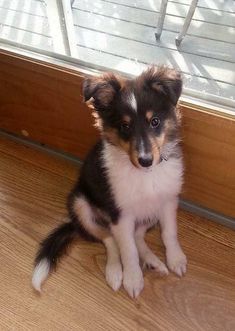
(32, 258), (50, 292)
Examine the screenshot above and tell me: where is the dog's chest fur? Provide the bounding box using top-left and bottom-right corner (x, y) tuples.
(103, 143), (183, 222)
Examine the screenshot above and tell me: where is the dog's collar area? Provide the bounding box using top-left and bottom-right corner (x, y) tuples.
(160, 155), (168, 162)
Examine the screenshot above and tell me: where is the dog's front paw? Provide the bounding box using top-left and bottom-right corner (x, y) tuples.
(143, 253), (169, 276)
(105, 262), (123, 291)
(166, 247), (187, 277)
(123, 267), (144, 298)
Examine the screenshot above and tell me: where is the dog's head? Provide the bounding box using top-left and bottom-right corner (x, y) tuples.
(83, 66), (182, 169)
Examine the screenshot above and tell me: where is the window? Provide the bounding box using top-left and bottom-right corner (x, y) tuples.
(0, 0), (234, 112)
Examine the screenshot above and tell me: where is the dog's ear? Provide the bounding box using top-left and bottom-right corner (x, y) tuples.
(143, 66), (182, 105)
(83, 73), (121, 110)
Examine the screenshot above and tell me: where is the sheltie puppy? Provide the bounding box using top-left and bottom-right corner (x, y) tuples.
(32, 66), (187, 298)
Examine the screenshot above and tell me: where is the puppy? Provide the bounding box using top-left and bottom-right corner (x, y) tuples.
(32, 66), (187, 298)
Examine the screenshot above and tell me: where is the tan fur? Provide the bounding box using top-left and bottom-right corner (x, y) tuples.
(165, 118), (177, 137)
(86, 73), (120, 107)
(165, 115), (180, 142)
(129, 146), (140, 168)
(103, 128), (123, 147)
(103, 128), (140, 168)
(122, 115), (131, 124)
(150, 133), (165, 163)
(175, 103), (182, 124)
(92, 111), (103, 131)
(85, 97), (95, 110)
(85, 66), (181, 169)
(146, 111), (154, 121)
(103, 128), (130, 153)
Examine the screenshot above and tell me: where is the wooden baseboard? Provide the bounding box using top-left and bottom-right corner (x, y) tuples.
(181, 104), (235, 218)
(0, 50), (98, 158)
(0, 49), (234, 218)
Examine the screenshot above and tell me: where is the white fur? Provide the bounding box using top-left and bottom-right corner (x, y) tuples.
(122, 265), (144, 298)
(127, 93), (137, 112)
(166, 246), (187, 276)
(103, 237), (123, 291)
(159, 199), (187, 276)
(73, 196), (109, 240)
(111, 216), (144, 298)
(32, 258), (50, 292)
(103, 141), (185, 296)
(135, 225), (169, 276)
(103, 142), (183, 223)
(138, 139), (152, 159)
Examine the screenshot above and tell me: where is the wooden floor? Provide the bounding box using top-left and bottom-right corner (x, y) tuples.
(0, 135), (235, 331)
(0, 0), (234, 106)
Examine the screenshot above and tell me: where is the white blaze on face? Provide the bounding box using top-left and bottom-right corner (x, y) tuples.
(138, 139), (146, 159)
(127, 92), (137, 112)
(138, 139), (152, 159)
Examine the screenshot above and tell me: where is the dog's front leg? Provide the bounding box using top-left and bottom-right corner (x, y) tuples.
(111, 218), (144, 298)
(159, 197), (187, 277)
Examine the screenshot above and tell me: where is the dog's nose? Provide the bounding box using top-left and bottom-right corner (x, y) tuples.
(138, 156), (153, 168)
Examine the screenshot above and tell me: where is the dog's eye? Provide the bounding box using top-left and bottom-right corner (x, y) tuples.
(150, 117), (160, 128)
(120, 122), (130, 132)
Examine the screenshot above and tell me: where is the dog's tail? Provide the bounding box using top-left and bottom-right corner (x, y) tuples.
(32, 221), (79, 292)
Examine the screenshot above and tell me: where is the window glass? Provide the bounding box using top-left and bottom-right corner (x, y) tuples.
(0, 0), (234, 111)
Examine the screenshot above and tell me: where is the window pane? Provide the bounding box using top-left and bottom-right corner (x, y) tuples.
(0, 0), (234, 111)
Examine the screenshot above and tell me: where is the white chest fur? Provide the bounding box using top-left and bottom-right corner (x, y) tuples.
(103, 142), (183, 222)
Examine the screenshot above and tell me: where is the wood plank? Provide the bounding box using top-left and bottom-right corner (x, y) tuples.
(88, 0), (235, 15)
(144, 1), (235, 26)
(169, 0), (235, 12)
(73, 0), (235, 40)
(0, 50), (98, 159)
(181, 105), (235, 218)
(73, 2), (235, 62)
(163, 15), (235, 44)
(73, 0), (235, 26)
(0, 50), (234, 218)
(0, 135), (78, 181)
(0, 0), (47, 17)
(74, 24), (235, 85)
(0, 7), (50, 36)
(0, 135), (235, 331)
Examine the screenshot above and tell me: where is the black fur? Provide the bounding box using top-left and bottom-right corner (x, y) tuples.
(35, 141), (119, 269)
(83, 73), (121, 110)
(35, 222), (79, 270)
(68, 141), (120, 225)
(34, 66), (182, 274)
(142, 66), (182, 105)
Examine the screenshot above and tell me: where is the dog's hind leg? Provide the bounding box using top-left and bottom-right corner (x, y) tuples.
(73, 197), (123, 291)
(135, 224), (169, 276)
